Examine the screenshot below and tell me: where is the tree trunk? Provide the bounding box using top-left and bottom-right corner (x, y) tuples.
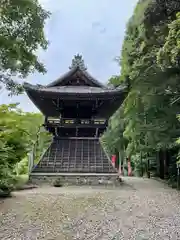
(159, 150), (164, 179)
(164, 150), (170, 178)
(140, 151), (143, 177)
(147, 157), (150, 178)
(115, 150), (119, 169)
(156, 151), (160, 177)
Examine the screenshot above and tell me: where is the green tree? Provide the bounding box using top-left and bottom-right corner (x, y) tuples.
(0, 0), (50, 94)
(101, 105), (128, 172)
(107, 75), (121, 87)
(103, 0), (180, 181)
(0, 103), (51, 193)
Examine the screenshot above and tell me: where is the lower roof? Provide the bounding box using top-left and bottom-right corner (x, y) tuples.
(23, 83), (127, 117)
(24, 82), (126, 97)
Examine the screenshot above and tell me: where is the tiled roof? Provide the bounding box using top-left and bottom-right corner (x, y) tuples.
(46, 66), (106, 89)
(24, 83), (126, 95)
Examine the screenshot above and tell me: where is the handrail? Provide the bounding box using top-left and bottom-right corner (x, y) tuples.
(99, 139), (118, 173)
(28, 148), (46, 173)
(28, 150), (34, 174)
(31, 142), (52, 172)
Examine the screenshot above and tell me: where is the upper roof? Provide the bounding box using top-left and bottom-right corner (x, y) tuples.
(24, 54), (125, 97)
(46, 54), (106, 89)
(23, 55), (127, 116)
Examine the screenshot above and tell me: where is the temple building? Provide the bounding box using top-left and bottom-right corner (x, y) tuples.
(24, 55), (126, 184)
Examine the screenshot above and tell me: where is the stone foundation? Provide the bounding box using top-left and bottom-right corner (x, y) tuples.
(29, 174), (122, 187)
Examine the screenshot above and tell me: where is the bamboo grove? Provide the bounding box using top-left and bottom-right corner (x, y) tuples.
(102, 0), (180, 183)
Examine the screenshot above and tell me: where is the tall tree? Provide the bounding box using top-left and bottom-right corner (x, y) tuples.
(107, 75), (121, 87)
(103, 0), (180, 180)
(0, 0), (50, 94)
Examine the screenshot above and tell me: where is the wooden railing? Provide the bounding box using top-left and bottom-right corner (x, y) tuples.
(46, 117), (107, 127)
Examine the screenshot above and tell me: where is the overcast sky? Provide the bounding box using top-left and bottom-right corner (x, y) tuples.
(0, 0), (138, 112)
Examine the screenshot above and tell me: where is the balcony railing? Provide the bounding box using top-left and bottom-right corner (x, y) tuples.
(46, 117), (107, 127)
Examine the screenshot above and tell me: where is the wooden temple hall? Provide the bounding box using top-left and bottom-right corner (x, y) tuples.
(24, 55), (126, 184)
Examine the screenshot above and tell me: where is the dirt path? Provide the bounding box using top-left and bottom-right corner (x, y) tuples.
(0, 177), (180, 240)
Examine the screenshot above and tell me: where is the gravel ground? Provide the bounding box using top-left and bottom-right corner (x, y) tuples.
(0, 177), (180, 240)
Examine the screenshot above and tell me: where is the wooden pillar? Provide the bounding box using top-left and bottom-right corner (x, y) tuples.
(164, 150), (169, 178)
(55, 127), (58, 137)
(76, 127), (78, 137)
(140, 151), (143, 177)
(159, 150), (164, 179)
(95, 128), (99, 138)
(118, 152), (121, 174)
(147, 156), (150, 178)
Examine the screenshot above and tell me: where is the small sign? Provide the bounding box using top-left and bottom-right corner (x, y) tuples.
(47, 117), (60, 124)
(93, 119), (106, 125)
(81, 120), (90, 125)
(64, 119), (75, 124)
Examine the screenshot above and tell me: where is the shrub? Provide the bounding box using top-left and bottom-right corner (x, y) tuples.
(0, 174), (17, 197)
(15, 157), (28, 175)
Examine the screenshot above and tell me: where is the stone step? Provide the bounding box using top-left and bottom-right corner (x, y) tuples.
(29, 174), (121, 186)
(32, 138), (116, 175)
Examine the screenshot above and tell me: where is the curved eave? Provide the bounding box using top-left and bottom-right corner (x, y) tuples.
(82, 70), (105, 89)
(23, 82), (127, 116)
(24, 83), (127, 99)
(46, 66), (106, 89)
(23, 83), (49, 115)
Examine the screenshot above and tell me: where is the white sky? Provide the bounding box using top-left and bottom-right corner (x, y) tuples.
(0, 0), (138, 112)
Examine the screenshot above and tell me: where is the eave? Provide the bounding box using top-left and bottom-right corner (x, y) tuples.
(23, 83), (127, 117)
(24, 82), (126, 99)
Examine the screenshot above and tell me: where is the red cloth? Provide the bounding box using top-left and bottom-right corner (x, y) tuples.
(111, 155), (116, 166)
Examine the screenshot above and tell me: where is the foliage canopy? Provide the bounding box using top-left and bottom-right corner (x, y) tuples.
(0, 103), (51, 192)
(104, 0), (180, 181)
(0, 0), (50, 94)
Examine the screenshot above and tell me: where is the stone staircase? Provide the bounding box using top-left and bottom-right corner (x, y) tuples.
(30, 138), (118, 185)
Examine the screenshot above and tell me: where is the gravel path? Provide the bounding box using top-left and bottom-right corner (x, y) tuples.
(0, 177), (180, 240)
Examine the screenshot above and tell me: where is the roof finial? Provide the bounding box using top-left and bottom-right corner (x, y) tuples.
(69, 54), (87, 71)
